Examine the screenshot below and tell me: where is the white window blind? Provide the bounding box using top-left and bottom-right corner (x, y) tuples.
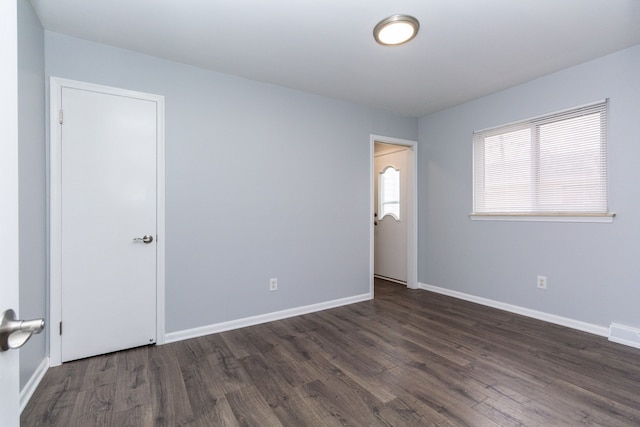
(473, 100), (608, 216)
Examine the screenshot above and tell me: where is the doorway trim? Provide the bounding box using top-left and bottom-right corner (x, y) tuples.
(370, 135), (418, 296)
(49, 77), (166, 366)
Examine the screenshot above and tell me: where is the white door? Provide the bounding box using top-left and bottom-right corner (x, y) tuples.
(0, 0), (21, 423)
(57, 84), (159, 362)
(374, 145), (408, 283)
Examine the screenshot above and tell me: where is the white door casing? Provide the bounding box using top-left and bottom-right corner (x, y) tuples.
(0, 0), (21, 423)
(369, 135), (418, 295)
(50, 78), (165, 365)
(374, 147), (408, 282)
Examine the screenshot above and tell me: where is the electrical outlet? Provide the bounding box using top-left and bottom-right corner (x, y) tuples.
(537, 275), (547, 289)
(269, 278), (278, 291)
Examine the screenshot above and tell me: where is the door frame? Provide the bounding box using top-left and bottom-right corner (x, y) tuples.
(49, 77), (166, 366)
(370, 135), (418, 295)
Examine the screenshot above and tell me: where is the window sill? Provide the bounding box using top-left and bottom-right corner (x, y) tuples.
(469, 213), (615, 223)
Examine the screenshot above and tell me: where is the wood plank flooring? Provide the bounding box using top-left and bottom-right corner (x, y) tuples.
(22, 279), (640, 426)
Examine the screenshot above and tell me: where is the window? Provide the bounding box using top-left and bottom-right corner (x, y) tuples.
(379, 166), (400, 220)
(472, 100), (612, 221)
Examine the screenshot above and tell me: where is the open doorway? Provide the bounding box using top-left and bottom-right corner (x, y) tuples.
(370, 135), (417, 297)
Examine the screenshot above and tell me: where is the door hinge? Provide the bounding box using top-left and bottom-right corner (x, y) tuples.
(59, 109), (63, 124)
(59, 321), (62, 335)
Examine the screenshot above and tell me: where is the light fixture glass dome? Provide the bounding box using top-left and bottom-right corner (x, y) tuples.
(374, 15), (420, 46)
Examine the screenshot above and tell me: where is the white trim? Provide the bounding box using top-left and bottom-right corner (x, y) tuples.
(608, 323), (640, 349)
(418, 282), (609, 337)
(370, 135), (418, 294)
(165, 293), (371, 343)
(469, 214), (614, 223)
(19, 357), (48, 414)
(374, 275), (407, 286)
(49, 77), (166, 366)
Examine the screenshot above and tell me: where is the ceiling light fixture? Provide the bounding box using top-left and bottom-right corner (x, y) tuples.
(373, 14), (420, 46)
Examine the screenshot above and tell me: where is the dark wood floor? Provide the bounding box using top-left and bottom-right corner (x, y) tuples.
(22, 279), (640, 426)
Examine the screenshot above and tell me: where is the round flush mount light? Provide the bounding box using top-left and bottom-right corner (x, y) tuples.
(373, 14), (420, 46)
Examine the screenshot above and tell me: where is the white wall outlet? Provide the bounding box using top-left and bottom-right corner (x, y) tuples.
(269, 278), (278, 291)
(537, 275), (547, 289)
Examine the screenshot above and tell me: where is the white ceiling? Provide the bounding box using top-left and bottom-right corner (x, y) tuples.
(30, 0), (640, 117)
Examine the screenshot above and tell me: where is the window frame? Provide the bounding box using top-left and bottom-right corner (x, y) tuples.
(470, 100), (614, 223)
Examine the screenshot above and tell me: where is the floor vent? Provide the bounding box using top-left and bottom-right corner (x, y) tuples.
(609, 323), (640, 349)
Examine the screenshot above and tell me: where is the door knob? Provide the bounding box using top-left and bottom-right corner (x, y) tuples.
(0, 309), (45, 352)
(133, 235), (153, 244)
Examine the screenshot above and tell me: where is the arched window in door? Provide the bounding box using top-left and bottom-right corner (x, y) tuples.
(379, 166), (400, 220)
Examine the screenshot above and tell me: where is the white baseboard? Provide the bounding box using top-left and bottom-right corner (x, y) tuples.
(609, 323), (640, 349)
(165, 293), (372, 344)
(418, 282), (609, 338)
(20, 357), (49, 414)
(374, 275), (407, 286)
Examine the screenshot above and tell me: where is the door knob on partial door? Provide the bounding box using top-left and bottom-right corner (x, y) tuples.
(133, 235), (154, 244)
(0, 309), (45, 351)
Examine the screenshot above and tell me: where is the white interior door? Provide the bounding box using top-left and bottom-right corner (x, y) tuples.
(374, 145), (408, 283)
(0, 0), (21, 423)
(58, 84), (159, 362)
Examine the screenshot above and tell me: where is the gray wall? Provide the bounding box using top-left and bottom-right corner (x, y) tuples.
(18, 0), (46, 390)
(418, 44), (640, 328)
(44, 31), (418, 333)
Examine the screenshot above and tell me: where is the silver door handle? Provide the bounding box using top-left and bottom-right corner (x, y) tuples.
(133, 235), (153, 244)
(0, 309), (45, 352)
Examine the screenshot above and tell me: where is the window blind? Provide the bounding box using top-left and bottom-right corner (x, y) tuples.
(473, 100), (608, 215)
